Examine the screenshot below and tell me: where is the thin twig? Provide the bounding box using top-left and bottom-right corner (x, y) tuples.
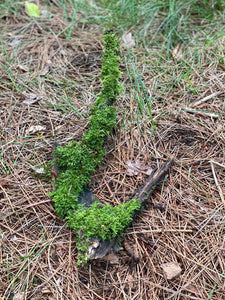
(126, 229), (193, 234)
(210, 160), (225, 206)
(191, 91), (221, 108)
(182, 108), (220, 118)
(0, 183), (15, 213)
(210, 160), (225, 169)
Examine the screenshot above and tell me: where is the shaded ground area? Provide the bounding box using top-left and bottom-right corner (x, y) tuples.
(1, 2), (225, 299)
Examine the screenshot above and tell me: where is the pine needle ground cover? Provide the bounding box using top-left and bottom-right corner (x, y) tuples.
(1, 1), (225, 299)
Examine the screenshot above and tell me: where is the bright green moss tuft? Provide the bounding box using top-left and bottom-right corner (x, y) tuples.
(67, 199), (142, 241)
(67, 199), (142, 265)
(50, 31), (120, 218)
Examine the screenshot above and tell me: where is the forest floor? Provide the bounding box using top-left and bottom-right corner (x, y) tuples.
(0, 1), (225, 299)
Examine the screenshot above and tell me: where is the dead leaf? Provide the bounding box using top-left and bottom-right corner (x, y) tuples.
(171, 42), (184, 60)
(0, 177), (8, 187)
(126, 161), (138, 176)
(12, 235), (18, 241)
(22, 93), (40, 105)
(9, 37), (20, 47)
(17, 64), (29, 72)
(41, 9), (49, 18)
(25, 1), (40, 18)
(126, 160), (153, 177)
(161, 262), (182, 280)
(122, 32), (135, 48)
(13, 292), (25, 300)
(31, 166), (45, 175)
(39, 59), (52, 76)
(42, 288), (51, 294)
(26, 125), (46, 135)
(126, 274), (134, 281)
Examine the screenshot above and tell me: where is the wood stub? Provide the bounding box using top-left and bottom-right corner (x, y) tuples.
(130, 157), (174, 204)
(87, 157), (174, 260)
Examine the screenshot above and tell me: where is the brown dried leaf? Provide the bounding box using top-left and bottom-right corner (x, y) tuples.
(13, 293), (25, 300)
(161, 261), (182, 280)
(0, 177), (8, 187)
(17, 64), (29, 72)
(39, 60), (52, 76)
(31, 166), (45, 175)
(171, 42), (184, 61)
(22, 93), (40, 105)
(126, 160), (153, 177)
(125, 274), (134, 282)
(26, 125), (46, 135)
(42, 288), (52, 294)
(122, 32), (135, 48)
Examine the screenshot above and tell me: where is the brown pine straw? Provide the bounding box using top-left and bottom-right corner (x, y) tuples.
(1, 9), (225, 300)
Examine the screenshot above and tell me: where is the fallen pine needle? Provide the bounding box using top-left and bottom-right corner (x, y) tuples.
(191, 91), (221, 108)
(127, 229), (193, 234)
(210, 160), (225, 207)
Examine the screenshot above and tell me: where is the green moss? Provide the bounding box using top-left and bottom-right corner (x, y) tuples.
(50, 31), (140, 265)
(50, 31), (121, 218)
(67, 199), (141, 265)
(67, 199), (141, 241)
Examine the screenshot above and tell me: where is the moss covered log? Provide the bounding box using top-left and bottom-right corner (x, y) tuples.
(50, 31), (141, 265)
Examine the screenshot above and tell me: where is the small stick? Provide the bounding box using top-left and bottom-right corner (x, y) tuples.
(210, 160), (225, 169)
(126, 229), (193, 234)
(190, 91), (221, 108)
(182, 108), (219, 118)
(0, 183), (15, 213)
(130, 157), (174, 205)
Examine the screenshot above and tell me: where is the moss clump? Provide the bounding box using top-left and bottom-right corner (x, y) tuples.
(67, 199), (141, 241)
(50, 31), (121, 218)
(50, 31), (141, 265)
(67, 199), (141, 265)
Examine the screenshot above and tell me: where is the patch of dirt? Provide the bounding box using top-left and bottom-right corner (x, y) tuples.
(164, 127), (199, 146)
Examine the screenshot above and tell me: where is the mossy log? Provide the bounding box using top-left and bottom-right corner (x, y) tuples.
(51, 31), (142, 265)
(50, 30), (174, 265)
(82, 157), (174, 261)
